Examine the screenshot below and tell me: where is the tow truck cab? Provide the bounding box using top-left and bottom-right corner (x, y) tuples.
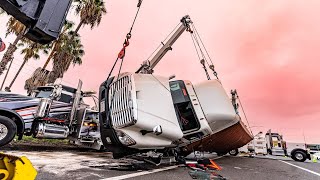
(265, 131), (311, 162)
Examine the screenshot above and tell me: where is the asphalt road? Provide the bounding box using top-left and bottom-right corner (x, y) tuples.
(125, 156), (320, 180)
(2, 149), (320, 180)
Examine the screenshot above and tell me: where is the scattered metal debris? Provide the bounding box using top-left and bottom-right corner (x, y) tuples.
(185, 158), (226, 180)
(188, 170), (226, 180)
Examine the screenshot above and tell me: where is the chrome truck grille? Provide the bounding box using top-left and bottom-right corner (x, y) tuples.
(109, 75), (135, 128)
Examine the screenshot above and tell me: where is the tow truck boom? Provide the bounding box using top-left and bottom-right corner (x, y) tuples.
(136, 15), (192, 74)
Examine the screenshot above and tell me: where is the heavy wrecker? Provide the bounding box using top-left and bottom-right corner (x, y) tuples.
(230, 130), (311, 162)
(0, 81), (103, 150)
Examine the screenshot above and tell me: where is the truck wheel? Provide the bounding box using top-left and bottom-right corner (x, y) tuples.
(0, 116), (17, 147)
(292, 150), (307, 162)
(229, 149), (239, 156)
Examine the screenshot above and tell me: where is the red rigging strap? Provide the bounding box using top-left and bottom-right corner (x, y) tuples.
(116, 0), (143, 59)
(104, 0), (144, 123)
(118, 39), (130, 59)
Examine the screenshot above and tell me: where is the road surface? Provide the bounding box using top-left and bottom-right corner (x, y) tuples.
(2, 148), (320, 180)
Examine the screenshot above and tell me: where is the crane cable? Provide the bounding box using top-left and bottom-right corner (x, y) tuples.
(192, 23), (219, 79)
(189, 23), (219, 80)
(190, 33), (211, 80)
(106, 0), (143, 78)
(104, 0), (143, 126)
(236, 91), (254, 136)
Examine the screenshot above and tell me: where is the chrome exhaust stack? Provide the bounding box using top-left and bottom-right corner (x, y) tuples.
(35, 98), (52, 118)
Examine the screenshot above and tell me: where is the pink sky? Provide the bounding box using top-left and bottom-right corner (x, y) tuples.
(0, 0), (319, 143)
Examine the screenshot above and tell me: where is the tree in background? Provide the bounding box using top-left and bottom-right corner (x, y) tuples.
(74, 0), (107, 33)
(48, 32), (85, 83)
(42, 20), (75, 70)
(0, 17), (26, 76)
(24, 21), (75, 93)
(48, 0), (106, 83)
(5, 41), (49, 92)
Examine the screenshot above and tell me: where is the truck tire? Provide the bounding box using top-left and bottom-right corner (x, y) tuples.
(0, 115), (17, 147)
(229, 149), (239, 156)
(291, 150), (307, 162)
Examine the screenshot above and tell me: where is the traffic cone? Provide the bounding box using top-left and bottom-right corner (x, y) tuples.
(208, 159), (222, 171)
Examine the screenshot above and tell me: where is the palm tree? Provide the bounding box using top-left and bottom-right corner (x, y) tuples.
(74, 0), (107, 33)
(24, 21), (75, 93)
(47, 0), (106, 84)
(42, 20), (75, 69)
(5, 41), (49, 91)
(48, 32), (85, 83)
(0, 17), (26, 76)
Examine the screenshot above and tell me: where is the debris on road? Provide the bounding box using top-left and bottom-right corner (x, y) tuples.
(188, 170), (227, 180)
(185, 158), (226, 180)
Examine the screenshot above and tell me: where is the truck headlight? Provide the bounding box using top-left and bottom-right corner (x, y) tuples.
(116, 130), (136, 146)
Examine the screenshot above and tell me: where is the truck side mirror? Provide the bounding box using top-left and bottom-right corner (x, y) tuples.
(50, 85), (63, 100)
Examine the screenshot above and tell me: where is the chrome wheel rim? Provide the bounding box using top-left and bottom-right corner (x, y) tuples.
(0, 123), (8, 141)
(295, 153), (303, 160)
(230, 150), (236, 155)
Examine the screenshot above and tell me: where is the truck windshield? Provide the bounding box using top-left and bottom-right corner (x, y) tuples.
(170, 80), (200, 133)
(35, 87), (73, 104)
(35, 88), (54, 98)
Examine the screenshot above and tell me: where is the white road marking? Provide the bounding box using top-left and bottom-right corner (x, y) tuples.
(101, 165), (179, 180)
(91, 173), (105, 178)
(279, 160), (320, 177)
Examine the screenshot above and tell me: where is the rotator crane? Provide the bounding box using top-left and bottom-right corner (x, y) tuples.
(136, 15), (193, 74)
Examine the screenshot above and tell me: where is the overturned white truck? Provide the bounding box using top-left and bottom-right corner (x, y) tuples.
(98, 15), (252, 158)
(99, 73), (252, 158)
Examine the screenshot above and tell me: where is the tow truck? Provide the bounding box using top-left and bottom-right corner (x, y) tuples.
(0, 81), (103, 150)
(230, 130), (311, 162)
